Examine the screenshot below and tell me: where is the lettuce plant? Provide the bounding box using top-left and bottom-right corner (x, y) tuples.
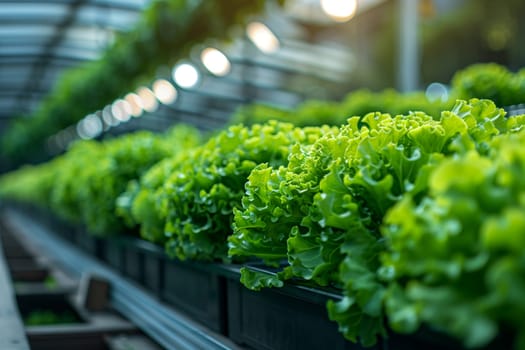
(161, 121), (336, 261)
(381, 130), (525, 349)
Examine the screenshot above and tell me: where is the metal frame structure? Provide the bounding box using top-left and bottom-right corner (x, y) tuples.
(0, 0), (371, 137)
(0, 0), (147, 125)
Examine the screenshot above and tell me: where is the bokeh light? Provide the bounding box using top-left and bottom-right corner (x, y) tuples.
(246, 22), (280, 54)
(320, 0), (358, 22)
(172, 63), (200, 88)
(201, 48), (231, 76)
(153, 79), (177, 104)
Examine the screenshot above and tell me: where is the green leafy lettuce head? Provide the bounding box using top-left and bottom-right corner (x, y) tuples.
(50, 124), (200, 236)
(118, 152), (192, 243)
(380, 124), (525, 348)
(0, 158), (62, 207)
(78, 131), (182, 235)
(330, 100), (525, 347)
(116, 124), (202, 240)
(50, 139), (104, 224)
(162, 120), (334, 262)
(451, 63), (525, 107)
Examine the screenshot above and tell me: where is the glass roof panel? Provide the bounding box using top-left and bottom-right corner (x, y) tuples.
(0, 46), (44, 57)
(53, 45), (101, 60)
(75, 6), (141, 31)
(0, 0), (148, 126)
(0, 3), (69, 21)
(0, 66), (34, 78)
(0, 25), (56, 37)
(91, 0), (150, 10)
(63, 26), (115, 49)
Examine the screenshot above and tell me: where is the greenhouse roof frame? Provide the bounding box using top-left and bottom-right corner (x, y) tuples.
(0, 0), (148, 129)
(0, 0), (385, 148)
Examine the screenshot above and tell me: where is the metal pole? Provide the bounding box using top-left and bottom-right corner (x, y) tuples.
(399, 0), (420, 92)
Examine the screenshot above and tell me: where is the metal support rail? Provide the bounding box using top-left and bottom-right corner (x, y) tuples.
(0, 222), (30, 350)
(2, 208), (241, 350)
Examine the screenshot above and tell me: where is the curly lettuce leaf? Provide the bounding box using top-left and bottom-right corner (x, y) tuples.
(381, 128), (525, 349)
(239, 267), (284, 291)
(164, 122), (332, 261)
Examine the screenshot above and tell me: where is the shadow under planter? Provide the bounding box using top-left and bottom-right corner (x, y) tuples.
(99, 237), (150, 289)
(161, 258), (227, 334)
(17, 293), (137, 350)
(100, 236), (230, 335)
(74, 231), (104, 260)
(17, 293), (85, 327)
(8, 258), (50, 282)
(226, 274), (374, 350)
(100, 238), (125, 274)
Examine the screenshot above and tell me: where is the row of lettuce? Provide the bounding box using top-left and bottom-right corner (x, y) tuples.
(2, 97), (525, 349)
(231, 63), (525, 128)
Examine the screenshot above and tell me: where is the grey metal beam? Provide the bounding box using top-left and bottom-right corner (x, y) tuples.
(398, 0), (420, 92)
(0, 223), (31, 350)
